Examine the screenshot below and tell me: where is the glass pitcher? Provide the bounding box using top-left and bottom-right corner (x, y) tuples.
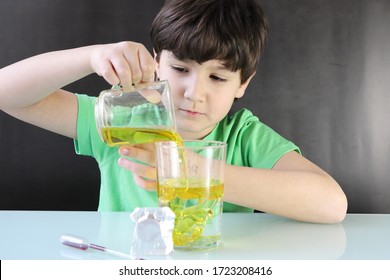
(95, 80), (180, 146)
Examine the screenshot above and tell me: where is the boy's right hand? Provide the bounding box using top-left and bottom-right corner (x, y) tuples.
(90, 41), (155, 92)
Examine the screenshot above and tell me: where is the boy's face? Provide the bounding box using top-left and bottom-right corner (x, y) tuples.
(156, 51), (252, 140)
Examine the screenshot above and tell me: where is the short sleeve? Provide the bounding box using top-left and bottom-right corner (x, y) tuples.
(73, 94), (101, 157)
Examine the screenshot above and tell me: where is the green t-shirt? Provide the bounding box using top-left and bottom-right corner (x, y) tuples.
(74, 94), (300, 212)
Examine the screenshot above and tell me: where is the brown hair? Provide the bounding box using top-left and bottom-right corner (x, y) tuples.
(151, 0), (269, 83)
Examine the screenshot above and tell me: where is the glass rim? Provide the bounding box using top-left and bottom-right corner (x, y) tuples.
(155, 140), (227, 150)
(108, 80), (169, 92)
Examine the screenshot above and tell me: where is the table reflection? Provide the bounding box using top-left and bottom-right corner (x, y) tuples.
(65, 212), (346, 260)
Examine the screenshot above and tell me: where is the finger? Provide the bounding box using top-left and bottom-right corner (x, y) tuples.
(133, 175), (157, 192)
(139, 88), (161, 104)
(110, 55), (133, 91)
(98, 59), (120, 86)
(133, 142), (155, 151)
(118, 157), (157, 180)
(138, 46), (155, 83)
(119, 145), (155, 165)
(122, 49), (143, 86)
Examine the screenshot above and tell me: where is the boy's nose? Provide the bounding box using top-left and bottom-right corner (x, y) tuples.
(183, 78), (206, 102)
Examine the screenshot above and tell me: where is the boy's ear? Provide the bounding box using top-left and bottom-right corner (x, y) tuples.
(235, 72), (256, 99)
(153, 49), (161, 79)
(153, 48), (158, 59)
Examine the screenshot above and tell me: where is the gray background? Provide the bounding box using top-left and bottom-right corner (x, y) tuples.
(0, 0), (389, 213)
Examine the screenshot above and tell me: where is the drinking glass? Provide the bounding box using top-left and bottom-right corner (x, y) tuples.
(155, 140), (227, 250)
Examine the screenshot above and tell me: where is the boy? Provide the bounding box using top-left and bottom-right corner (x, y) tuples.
(0, 0), (347, 223)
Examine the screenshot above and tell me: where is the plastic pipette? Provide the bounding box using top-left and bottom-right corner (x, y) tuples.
(60, 233), (141, 260)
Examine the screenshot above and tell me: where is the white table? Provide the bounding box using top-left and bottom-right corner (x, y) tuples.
(1, 211), (389, 260)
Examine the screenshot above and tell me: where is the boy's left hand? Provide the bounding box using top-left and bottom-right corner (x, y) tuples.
(118, 144), (157, 191)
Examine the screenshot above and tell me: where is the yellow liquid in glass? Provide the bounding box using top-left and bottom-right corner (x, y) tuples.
(158, 178), (224, 247)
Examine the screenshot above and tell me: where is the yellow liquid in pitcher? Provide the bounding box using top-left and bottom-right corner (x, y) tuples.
(101, 127), (183, 146)
(158, 178), (224, 247)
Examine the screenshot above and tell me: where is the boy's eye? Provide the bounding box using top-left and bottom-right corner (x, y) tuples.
(171, 66), (187, 73)
(210, 75), (226, 82)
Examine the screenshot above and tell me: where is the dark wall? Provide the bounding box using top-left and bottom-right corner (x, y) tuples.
(0, 0), (163, 210)
(240, 0), (390, 214)
(1, 0), (389, 213)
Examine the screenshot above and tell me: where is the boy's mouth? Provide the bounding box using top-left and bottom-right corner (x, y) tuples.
(179, 108), (204, 117)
